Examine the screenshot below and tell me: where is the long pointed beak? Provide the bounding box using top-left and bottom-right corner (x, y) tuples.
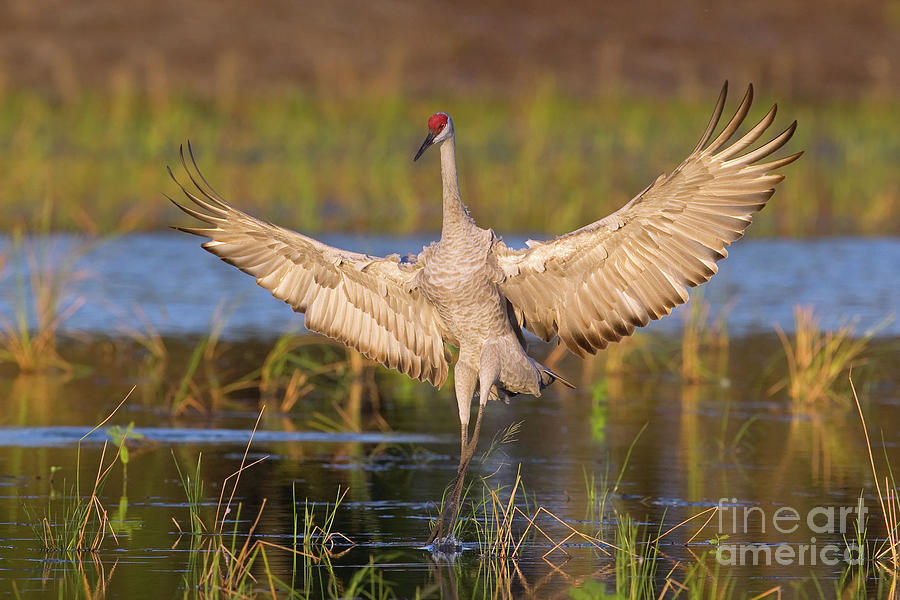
(413, 131), (436, 162)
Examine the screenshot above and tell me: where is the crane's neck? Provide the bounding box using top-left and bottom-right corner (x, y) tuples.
(439, 136), (473, 239)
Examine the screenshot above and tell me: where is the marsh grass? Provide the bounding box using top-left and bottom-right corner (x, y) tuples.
(172, 407), (360, 598)
(570, 550), (899, 600)
(340, 556), (394, 600)
(257, 341), (365, 420)
(164, 321), (361, 416)
(660, 548), (897, 600)
(464, 423), (690, 562)
(168, 303), (234, 414)
(169, 330), (216, 413)
(299, 486), (354, 560)
(23, 449), (117, 553)
(23, 388), (133, 553)
(851, 374), (900, 569)
(773, 306), (880, 408)
(0, 83), (897, 238)
(255, 334), (320, 412)
(428, 422), (612, 558)
(584, 465), (613, 527)
(457, 420), (709, 566)
(426, 423), (522, 544)
(11, 553), (120, 600)
(585, 423), (648, 539)
(11, 379), (374, 597)
(173, 408), (284, 597)
(610, 514), (661, 600)
(471, 465), (529, 557)
(567, 510), (733, 600)
(0, 231), (88, 374)
(470, 468), (614, 560)
(679, 294), (731, 384)
(823, 564), (900, 600)
(658, 552), (740, 599)
(118, 306), (168, 370)
(227, 333), (330, 414)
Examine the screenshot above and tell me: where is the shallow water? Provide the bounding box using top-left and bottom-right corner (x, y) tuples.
(1, 234), (898, 338)
(0, 234), (898, 598)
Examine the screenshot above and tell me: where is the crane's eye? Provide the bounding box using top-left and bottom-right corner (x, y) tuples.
(428, 113), (448, 132)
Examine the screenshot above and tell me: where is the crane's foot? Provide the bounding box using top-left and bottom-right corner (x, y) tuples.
(428, 532), (463, 556)
(426, 457), (469, 546)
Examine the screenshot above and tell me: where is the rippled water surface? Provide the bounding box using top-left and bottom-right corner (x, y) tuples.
(1, 234), (897, 338)
(0, 234), (898, 598)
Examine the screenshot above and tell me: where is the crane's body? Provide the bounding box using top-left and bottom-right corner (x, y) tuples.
(168, 84), (800, 547)
(417, 135), (560, 424)
(419, 213), (553, 428)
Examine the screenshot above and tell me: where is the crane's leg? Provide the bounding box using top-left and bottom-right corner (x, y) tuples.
(456, 361), (476, 460)
(463, 349), (500, 472)
(428, 361), (477, 546)
(428, 351), (501, 548)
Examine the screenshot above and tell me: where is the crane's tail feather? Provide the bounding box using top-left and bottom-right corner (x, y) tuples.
(484, 362), (574, 403)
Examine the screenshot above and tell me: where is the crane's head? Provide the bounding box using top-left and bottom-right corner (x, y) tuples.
(413, 112), (454, 161)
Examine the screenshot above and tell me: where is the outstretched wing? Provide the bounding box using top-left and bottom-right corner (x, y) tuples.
(495, 83), (801, 356)
(168, 146), (451, 386)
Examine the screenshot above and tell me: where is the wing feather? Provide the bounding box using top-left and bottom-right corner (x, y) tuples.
(495, 83), (801, 355)
(169, 145), (450, 387)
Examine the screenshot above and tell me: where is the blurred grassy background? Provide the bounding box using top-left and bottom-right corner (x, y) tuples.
(1, 0), (898, 236)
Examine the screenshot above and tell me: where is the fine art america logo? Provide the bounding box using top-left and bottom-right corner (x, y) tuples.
(714, 498), (867, 566)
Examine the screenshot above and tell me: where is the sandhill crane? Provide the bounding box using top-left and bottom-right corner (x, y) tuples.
(168, 83), (800, 548)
